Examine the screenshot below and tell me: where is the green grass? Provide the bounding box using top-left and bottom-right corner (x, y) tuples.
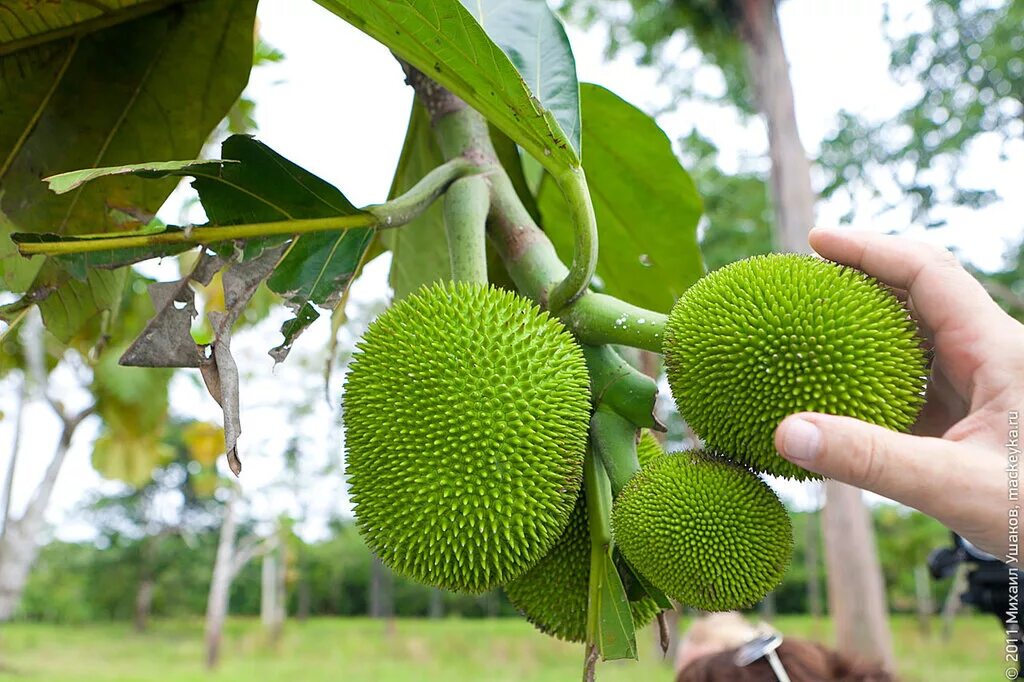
(0, 615), (1007, 681)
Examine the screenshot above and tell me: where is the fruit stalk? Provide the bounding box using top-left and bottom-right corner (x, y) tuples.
(589, 405), (641, 497)
(443, 175), (490, 284)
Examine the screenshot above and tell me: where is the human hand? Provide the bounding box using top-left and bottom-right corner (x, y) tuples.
(774, 227), (1023, 559)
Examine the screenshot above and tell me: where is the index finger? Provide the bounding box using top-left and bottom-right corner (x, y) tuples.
(808, 227), (1004, 335)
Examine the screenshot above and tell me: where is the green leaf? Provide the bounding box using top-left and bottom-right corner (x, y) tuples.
(313, 0), (580, 172)
(593, 550), (639, 661)
(37, 265), (128, 344)
(380, 102), (452, 301)
(0, 1), (169, 49)
(42, 159), (232, 195)
(538, 84), (705, 313)
(187, 136), (373, 360)
(462, 0), (580, 157)
(0, 0), (258, 293)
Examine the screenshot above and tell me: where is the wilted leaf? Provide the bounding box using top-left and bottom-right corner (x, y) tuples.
(120, 252), (224, 368)
(539, 84), (704, 313)
(199, 244), (287, 475)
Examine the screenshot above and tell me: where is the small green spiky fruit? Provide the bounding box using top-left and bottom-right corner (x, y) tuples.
(343, 281), (591, 593)
(612, 452), (793, 611)
(635, 431), (666, 468)
(664, 254), (926, 479)
(504, 493), (660, 642)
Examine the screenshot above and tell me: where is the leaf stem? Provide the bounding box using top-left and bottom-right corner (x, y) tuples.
(443, 176), (490, 283)
(15, 156), (480, 258)
(16, 215), (375, 256)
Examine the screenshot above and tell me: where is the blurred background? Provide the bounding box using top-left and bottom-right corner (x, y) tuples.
(0, 0), (1022, 680)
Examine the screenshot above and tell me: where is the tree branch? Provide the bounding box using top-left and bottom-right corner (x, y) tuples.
(401, 66), (667, 351)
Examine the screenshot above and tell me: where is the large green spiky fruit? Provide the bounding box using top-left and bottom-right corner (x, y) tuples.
(504, 492), (660, 642)
(612, 452), (793, 611)
(343, 282), (591, 593)
(635, 431), (666, 468)
(664, 254), (926, 479)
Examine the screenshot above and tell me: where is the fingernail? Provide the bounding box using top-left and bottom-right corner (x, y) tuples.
(780, 418), (821, 462)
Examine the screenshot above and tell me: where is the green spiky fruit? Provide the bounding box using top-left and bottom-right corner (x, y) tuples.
(343, 282), (591, 593)
(504, 493), (660, 642)
(664, 254), (926, 479)
(612, 451), (793, 611)
(636, 431), (666, 468)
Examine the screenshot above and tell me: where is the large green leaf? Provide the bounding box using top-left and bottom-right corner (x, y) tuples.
(190, 136), (373, 360)
(461, 0), (580, 156)
(313, 0), (580, 172)
(538, 84), (705, 313)
(0, 1), (169, 50)
(380, 102), (452, 301)
(0, 0), (258, 295)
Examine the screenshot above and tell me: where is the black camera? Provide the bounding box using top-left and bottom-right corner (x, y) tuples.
(929, 533), (1021, 671)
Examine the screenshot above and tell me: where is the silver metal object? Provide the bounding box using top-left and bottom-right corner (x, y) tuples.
(734, 632), (791, 682)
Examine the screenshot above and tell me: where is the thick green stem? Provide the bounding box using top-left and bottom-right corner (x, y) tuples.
(583, 345), (663, 431)
(547, 166), (599, 315)
(590, 405), (641, 497)
(16, 156), (479, 258)
(564, 294), (667, 353)
(402, 66), (667, 351)
(443, 176), (490, 283)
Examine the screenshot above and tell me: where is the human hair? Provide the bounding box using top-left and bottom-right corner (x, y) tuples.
(676, 638), (896, 682)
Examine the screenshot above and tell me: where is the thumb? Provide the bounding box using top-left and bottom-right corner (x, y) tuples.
(774, 412), (959, 505)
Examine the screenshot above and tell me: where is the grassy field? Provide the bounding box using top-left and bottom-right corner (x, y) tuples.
(0, 614), (1008, 681)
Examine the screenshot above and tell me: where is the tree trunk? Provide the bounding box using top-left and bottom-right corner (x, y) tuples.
(204, 488), (240, 669)
(134, 577), (155, 633)
(272, 535), (286, 643)
(369, 555), (393, 619)
(759, 590), (776, 620)
(914, 564), (934, 636)
(806, 502), (823, 620)
(737, 0), (895, 669)
(428, 588), (444, 619)
(822, 484), (896, 668)
(737, 0), (816, 257)
(0, 406), (90, 621)
(941, 563), (967, 641)
(0, 374), (25, 546)
(260, 547), (278, 629)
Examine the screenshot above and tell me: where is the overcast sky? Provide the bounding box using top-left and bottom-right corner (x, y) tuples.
(2, 0), (1022, 542)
